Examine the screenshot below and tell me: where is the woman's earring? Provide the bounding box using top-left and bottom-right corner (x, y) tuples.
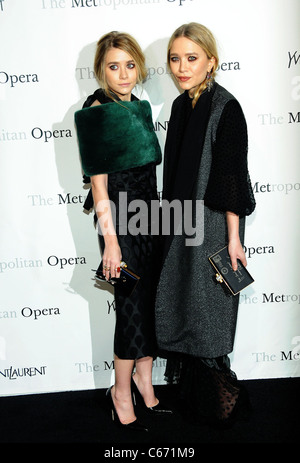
(206, 70), (213, 92)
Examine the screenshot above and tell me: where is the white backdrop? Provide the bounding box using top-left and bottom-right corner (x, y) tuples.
(0, 0), (299, 396)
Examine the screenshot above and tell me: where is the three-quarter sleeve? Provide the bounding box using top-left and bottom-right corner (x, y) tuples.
(204, 99), (256, 216)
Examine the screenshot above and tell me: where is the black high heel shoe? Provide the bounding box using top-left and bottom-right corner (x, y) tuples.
(131, 377), (173, 415)
(106, 386), (148, 431)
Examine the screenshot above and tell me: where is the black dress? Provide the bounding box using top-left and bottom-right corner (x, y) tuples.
(83, 89), (159, 360)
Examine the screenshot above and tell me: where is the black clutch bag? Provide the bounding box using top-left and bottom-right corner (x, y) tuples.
(93, 261), (140, 297)
(208, 246), (254, 296)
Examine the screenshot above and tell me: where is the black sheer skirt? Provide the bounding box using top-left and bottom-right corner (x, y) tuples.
(98, 162), (159, 360)
(164, 353), (251, 427)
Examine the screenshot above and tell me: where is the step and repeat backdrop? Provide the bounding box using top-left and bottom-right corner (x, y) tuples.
(0, 0), (299, 396)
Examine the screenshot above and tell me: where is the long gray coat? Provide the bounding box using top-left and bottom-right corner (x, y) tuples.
(155, 83), (252, 358)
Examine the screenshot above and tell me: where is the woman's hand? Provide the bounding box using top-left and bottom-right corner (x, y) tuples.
(228, 236), (247, 271)
(226, 211), (247, 271)
(102, 239), (122, 280)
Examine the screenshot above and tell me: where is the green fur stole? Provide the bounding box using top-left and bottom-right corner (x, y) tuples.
(74, 100), (161, 176)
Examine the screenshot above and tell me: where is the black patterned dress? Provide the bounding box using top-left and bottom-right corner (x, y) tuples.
(83, 89), (159, 360)
(106, 164), (159, 359)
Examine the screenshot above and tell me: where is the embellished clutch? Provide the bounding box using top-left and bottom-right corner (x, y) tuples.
(208, 246), (254, 296)
(93, 261), (140, 297)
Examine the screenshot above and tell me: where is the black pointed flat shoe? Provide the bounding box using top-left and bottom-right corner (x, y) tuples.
(131, 377), (173, 415)
(106, 386), (149, 431)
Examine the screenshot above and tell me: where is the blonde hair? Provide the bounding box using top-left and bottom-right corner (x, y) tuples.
(94, 31), (147, 99)
(167, 23), (219, 107)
